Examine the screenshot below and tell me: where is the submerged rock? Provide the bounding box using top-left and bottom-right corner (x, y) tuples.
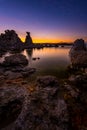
(69, 39), (87, 68)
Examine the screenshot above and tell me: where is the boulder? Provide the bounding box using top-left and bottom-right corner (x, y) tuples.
(1, 54), (28, 67)
(70, 39), (86, 51)
(69, 39), (87, 68)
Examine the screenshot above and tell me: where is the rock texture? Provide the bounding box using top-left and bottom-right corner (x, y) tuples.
(69, 39), (87, 68)
(1, 54), (28, 67)
(0, 53), (36, 80)
(0, 76), (69, 130)
(64, 73), (87, 130)
(0, 85), (29, 130)
(0, 30), (23, 51)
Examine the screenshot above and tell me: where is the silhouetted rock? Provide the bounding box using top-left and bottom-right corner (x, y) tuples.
(0, 76), (69, 130)
(32, 57), (40, 60)
(70, 39), (86, 51)
(25, 32), (33, 47)
(69, 39), (87, 68)
(0, 30), (23, 51)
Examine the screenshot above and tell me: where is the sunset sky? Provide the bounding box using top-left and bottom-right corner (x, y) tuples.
(0, 0), (87, 43)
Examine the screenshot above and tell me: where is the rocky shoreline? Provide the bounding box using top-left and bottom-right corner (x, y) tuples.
(0, 33), (87, 130)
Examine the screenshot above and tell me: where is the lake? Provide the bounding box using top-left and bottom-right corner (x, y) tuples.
(23, 47), (71, 79)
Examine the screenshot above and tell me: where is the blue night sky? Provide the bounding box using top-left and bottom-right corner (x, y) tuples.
(0, 0), (87, 43)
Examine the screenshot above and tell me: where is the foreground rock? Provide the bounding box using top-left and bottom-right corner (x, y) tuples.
(0, 53), (36, 80)
(69, 39), (87, 68)
(63, 73), (87, 130)
(0, 76), (70, 130)
(0, 85), (29, 130)
(1, 54), (28, 67)
(3, 67), (36, 80)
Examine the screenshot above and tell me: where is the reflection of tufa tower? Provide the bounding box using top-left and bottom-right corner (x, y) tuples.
(25, 32), (33, 46)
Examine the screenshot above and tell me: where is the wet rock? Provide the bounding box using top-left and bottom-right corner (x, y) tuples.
(1, 54), (28, 67)
(69, 39), (87, 68)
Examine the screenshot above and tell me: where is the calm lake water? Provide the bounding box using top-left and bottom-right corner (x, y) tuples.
(23, 47), (71, 78)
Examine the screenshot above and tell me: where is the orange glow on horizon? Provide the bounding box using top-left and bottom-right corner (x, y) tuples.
(21, 37), (25, 42)
(20, 37), (73, 43)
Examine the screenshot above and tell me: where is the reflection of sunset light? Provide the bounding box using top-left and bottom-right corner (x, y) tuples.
(32, 48), (70, 58)
(23, 50), (29, 59)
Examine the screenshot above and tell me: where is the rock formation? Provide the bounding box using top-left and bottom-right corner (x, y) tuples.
(0, 30), (23, 51)
(69, 39), (87, 68)
(0, 53), (36, 80)
(25, 32), (33, 47)
(0, 30), (44, 51)
(0, 76), (69, 130)
(1, 54), (28, 67)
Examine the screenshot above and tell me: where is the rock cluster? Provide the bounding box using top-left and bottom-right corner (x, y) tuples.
(1, 54), (28, 67)
(0, 76), (69, 130)
(0, 53), (36, 80)
(64, 73), (87, 130)
(69, 39), (87, 68)
(0, 30), (23, 51)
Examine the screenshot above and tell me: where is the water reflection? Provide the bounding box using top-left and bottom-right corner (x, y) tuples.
(0, 52), (12, 63)
(23, 47), (70, 78)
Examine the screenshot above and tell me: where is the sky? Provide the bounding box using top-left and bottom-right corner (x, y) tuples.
(0, 0), (87, 43)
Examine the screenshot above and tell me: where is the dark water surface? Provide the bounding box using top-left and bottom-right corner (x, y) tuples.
(23, 47), (70, 78)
